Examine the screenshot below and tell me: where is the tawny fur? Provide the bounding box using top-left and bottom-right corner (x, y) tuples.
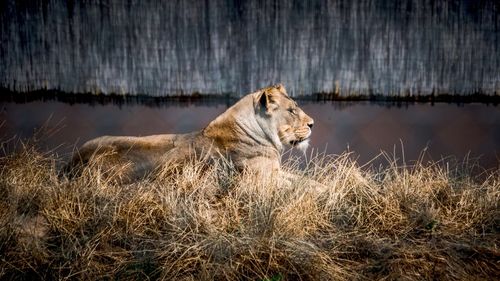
(67, 84), (314, 181)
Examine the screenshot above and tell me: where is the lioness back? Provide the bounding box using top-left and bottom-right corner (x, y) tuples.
(67, 132), (200, 181)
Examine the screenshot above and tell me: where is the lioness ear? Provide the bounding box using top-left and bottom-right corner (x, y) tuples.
(256, 90), (278, 113)
(274, 83), (287, 95)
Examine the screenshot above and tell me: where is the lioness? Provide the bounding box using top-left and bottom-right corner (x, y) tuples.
(67, 84), (314, 181)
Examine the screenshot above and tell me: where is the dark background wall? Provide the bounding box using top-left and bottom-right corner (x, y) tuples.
(1, 0), (499, 97)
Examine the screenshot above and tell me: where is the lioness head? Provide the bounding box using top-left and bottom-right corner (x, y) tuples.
(254, 84), (314, 152)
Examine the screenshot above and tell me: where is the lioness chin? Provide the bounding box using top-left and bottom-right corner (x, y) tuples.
(67, 84), (314, 182)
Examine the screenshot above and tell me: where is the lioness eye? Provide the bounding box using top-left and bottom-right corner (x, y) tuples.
(288, 108), (297, 115)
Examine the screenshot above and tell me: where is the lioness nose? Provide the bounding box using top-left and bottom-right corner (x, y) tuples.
(307, 120), (314, 129)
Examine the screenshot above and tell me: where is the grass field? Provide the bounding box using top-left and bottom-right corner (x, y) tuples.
(0, 139), (498, 280)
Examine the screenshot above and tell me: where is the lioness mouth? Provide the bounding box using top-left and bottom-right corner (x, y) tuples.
(290, 139), (308, 146)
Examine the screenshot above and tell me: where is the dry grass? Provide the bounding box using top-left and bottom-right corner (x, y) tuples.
(0, 139), (499, 280)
